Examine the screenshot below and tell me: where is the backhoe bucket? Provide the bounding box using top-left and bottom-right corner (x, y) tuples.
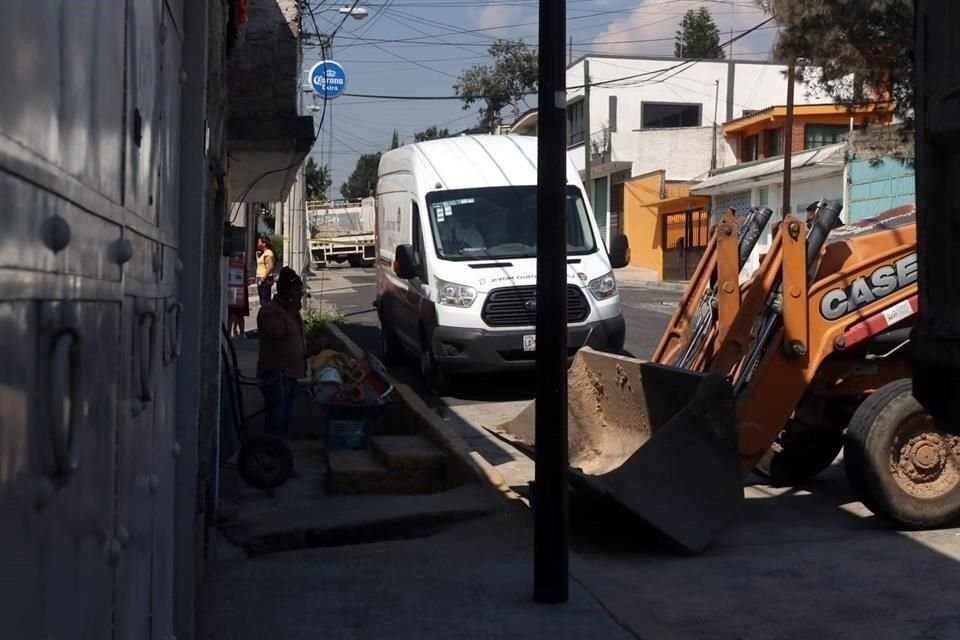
(494, 348), (742, 552)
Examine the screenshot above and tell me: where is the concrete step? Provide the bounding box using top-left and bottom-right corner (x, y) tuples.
(370, 435), (446, 473)
(327, 446), (445, 496)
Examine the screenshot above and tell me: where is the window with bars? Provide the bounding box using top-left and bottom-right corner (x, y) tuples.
(567, 100), (584, 146)
(663, 209), (709, 250)
(804, 124), (848, 149)
(763, 128), (783, 156)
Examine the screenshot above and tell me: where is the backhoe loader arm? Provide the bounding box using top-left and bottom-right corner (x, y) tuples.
(732, 208), (918, 469)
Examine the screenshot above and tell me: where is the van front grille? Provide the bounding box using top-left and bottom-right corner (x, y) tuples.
(481, 285), (589, 327)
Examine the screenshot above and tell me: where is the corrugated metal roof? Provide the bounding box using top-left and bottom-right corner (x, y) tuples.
(690, 143), (845, 194)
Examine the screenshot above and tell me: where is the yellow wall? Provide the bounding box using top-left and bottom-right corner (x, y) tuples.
(623, 172), (665, 277)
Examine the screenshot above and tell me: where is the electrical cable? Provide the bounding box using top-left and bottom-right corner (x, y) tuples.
(229, 31), (330, 223)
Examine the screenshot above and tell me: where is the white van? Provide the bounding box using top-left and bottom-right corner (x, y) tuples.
(374, 134), (628, 390)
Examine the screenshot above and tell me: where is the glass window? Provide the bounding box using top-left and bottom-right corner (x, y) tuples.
(804, 124), (849, 149)
(411, 202), (427, 282)
(567, 100), (584, 146)
(758, 186), (769, 206)
(641, 102), (702, 129)
(425, 186), (596, 261)
(763, 128), (783, 156)
(742, 134), (759, 162)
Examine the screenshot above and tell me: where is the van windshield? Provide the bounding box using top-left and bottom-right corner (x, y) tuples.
(425, 186), (597, 261)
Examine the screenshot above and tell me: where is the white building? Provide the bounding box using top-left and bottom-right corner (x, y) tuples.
(690, 143), (846, 278)
(554, 55), (820, 246)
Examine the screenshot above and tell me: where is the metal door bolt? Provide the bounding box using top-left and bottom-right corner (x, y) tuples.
(116, 526), (130, 547)
(41, 215), (71, 253)
(147, 474), (160, 493)
(153, 253), (163, 274)
(171, 441), (182, 458)
(110, 238), (133, 265)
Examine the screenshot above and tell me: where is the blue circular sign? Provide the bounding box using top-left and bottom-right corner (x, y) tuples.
(309, 60), (348, 100)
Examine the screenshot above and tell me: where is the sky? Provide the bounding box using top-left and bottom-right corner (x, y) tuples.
(301, 0), (777, 197)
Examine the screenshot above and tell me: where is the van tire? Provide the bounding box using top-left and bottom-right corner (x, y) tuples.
(378, 305), (403, 365)
(419, 328), (450, 396)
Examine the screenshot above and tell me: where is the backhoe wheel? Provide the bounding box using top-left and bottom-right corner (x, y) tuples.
(756, 420), (844, 486)
(844, 379), (960, 528)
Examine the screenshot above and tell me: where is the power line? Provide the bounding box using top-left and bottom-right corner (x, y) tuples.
(331, 17), (774, 101)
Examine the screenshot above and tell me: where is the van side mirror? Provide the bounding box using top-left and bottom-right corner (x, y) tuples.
(608, 233), (630, 269)
(393, 244), (417, 279)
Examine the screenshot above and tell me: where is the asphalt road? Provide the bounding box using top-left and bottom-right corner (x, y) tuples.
(305, 264), (682, 407)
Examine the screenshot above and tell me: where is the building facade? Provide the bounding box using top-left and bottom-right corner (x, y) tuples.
(0, 2), (312, 639)
(562, 55), (822, 249)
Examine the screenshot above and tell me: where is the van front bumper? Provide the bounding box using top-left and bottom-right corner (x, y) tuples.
(430, 315), (626, 374)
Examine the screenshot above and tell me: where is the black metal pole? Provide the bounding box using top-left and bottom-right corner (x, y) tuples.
(781, 63), (796, 216)
(534, 0), (568, 604)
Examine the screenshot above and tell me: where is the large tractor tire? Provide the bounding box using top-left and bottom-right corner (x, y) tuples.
(756, 419), (844, 486)
(844, 379), (960, 528)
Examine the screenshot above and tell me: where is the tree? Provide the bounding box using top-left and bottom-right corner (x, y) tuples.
(414, 126), (450, 142)
(758, 0), (912, 129)
(675, 8), (725, 59)
(304, 157), (331, 202)
(390, 129), (400, 149)
(453, 40), (538, 132)
(341, 152), (382, 200)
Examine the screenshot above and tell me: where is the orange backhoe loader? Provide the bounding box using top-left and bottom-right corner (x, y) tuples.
(498, 201), (952, 552)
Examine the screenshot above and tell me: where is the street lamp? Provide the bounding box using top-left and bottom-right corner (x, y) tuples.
(337, 5), (369, 19)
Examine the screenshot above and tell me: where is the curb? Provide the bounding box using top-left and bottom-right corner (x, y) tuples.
(320, 322), (519, 506)
(619, 280), (688, 292)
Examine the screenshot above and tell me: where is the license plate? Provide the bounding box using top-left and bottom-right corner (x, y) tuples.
(523, 334), (536, 352)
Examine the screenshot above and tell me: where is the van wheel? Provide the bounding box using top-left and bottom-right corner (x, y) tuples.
(419, 329), (450, 396)
(844, 379), (960, 528)
(378, 307), (403, 365)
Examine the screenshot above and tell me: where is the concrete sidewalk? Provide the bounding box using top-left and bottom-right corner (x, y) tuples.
(613, 265), (686, 291)
(200, 335), (635, 640)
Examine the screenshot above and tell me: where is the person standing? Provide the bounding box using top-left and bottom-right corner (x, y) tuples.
(256, 235), (277, 307)
(257, 267), (305, 440)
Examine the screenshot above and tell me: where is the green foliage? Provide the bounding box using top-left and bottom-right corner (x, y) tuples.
(414, 126), (450, 142)
(758, 0), (912, 130)
(259, 203), (275, 232)
(675, 8), (725, 59)
(453, 40), (538, 132)
(305, 157), (332, 202)
(302, 306), (344, 339)
(341, 152), (382, 200)
(267, 233), (283, 262)
(390, 129), (400, 149)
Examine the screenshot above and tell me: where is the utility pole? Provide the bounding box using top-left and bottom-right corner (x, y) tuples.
(568, 36), (572, 64)
(583, 60), (592, 205)
(534, 0), (568, 604)
(711, 79), (719, 171)
(781, 63), (796, 216)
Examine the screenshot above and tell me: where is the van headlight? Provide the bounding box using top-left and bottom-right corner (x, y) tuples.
(436, 278), (477, 307)
(588, 272), (618, 300)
